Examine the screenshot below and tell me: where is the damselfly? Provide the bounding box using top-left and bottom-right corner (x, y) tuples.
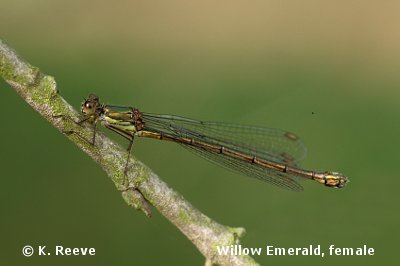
(77, 94), (348, 191)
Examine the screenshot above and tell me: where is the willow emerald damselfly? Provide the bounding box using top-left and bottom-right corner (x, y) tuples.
(69, 94), (348, 191)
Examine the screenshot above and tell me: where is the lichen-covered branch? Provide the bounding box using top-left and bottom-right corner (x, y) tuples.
(0, 39), (259, 266)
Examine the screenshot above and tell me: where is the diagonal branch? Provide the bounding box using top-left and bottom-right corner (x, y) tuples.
(0, 39), (259, 266)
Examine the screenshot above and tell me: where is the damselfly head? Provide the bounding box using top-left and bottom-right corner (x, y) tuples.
(81, 94), (101, 116)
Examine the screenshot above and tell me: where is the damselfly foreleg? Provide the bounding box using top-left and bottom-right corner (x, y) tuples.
(53, 114), (98, 145)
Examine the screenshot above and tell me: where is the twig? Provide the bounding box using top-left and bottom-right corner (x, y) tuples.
(0, 39), (259, 266)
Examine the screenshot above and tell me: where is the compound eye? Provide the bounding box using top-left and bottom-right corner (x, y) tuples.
(85, 103), (92, 109)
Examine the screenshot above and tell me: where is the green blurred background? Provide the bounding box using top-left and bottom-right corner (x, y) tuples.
(1, 1), (399, 265)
